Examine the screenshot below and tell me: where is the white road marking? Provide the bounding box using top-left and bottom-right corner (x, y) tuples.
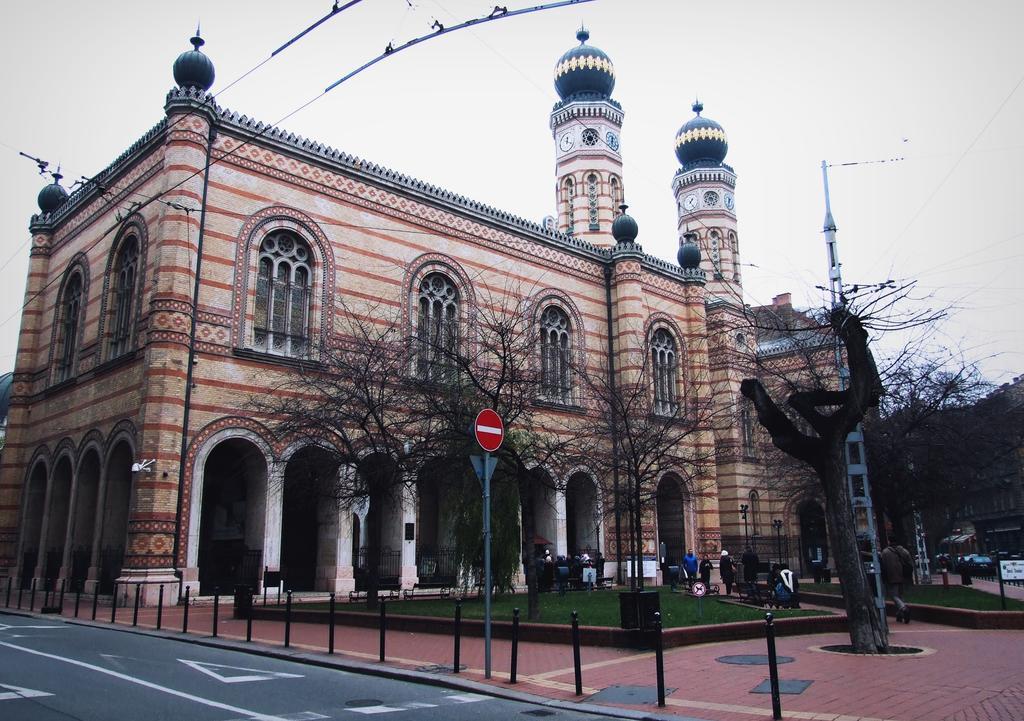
(344, 694), (487, 715)
(0, 641), (297, 721)
(0, 623), (65, 631)
(179, 659), (304, 683)
(444, 693), (488, 703)
(402, 702), (437, 709)
(346, 706), (405, 715)
(0, 684), (54, 701)
(226, 713), (327, 721)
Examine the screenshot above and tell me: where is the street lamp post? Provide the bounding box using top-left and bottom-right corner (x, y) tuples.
(740, 504), (749, 546)
(772, 519), (783, 564)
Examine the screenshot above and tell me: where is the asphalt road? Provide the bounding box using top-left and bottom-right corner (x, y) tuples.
(0, 612), (617, 721)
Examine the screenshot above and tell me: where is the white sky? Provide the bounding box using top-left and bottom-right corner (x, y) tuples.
(1, 0), (1021, 383)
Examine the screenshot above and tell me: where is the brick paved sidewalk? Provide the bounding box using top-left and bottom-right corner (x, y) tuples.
(8, 593), (1024, 721)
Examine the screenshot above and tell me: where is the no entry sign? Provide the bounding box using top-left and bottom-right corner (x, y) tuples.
(474, 409), (504, 452)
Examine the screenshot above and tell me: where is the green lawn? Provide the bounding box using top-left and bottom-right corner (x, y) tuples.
(801, 582), (1024, 611)
(332, 588), (826, 628)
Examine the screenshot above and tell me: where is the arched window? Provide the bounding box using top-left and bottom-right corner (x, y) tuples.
(416, 273), (459, 380)
(610, 176), (622, 209)
(651, 328), (678, 415)
(253, 231), (312, 356)
(730, 231), (740, 281)
(741, 404), (755, 456)
(587, 173), (599, 230)
(563, 177), (576, 235)
(55, 272), (83, 382)
(108, 237), (138, 358)
(540, 306), (571, 403)
(709, 230), (722, 277)
(749, 490), (761, 537)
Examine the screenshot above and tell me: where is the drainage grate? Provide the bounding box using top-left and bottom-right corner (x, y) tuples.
(751, 679), (813, 695)
(522, 711), (557, 717)
(345, 700), (384, 708)
(415, 663), (464, 673)
(716, 654), (795, 665)
(587, 685), (677, 705)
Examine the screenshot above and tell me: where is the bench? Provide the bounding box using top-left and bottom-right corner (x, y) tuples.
(738, 582), (769, 606)
(402, 583), (452, 600)
(348, 587), (400, 602)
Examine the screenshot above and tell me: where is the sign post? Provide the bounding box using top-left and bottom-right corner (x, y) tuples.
(999, 560), (1024, 611)
(692, 580), (706, 621)
(470, 408), (504, 680)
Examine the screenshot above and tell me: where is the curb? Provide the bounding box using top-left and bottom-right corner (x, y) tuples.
(1, 608), (688, 721)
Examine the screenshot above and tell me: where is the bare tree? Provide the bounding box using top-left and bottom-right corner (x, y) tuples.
(739, 284), (938, 653)
(254, 303), (428, 609)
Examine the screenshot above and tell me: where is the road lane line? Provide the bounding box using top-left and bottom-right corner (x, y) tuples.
(0, 640), (296, 721)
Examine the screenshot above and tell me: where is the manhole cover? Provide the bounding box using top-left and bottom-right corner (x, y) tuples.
(345, 700), (383, 707)
(588, 685), (677, 704)
(751, 679), (813, 695)
(522, 711), (557, 717)
(416, 663), (465, 673)
(716, 654), (795, 665)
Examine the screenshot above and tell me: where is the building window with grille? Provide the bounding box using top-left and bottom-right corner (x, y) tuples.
(610, 176), (622, 209)
(563, 177), (576, 235)
(749, 491), (761, 537)
(55, 272), (84, 383)
(416, 273), (459, 380)
(253, 231), (312, 357)
(108, 237), (138, 359)
(741, 405), (755, 456)
(651, 328), (678, 415)
(587, 173), (599, 230)
(540, 306), (572, 404)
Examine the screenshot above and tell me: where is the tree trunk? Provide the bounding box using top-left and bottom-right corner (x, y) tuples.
(519, 475), (540, 621)
(820, 449), (889, 652)
(364, 488), (383, 611)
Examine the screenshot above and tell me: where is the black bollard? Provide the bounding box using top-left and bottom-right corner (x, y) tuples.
(92, 584), (99, 620)
(18, 581), (24, 609)
(157, 584), (165, 630)
(75, 588), (82, 618)
(30, 578), (37, 612)
(277, 584), (282, 606)
(110, 582), (118, 623)
(510, 607), (520, 684)
(765, 612), (782, 721)
(133, 584), (141, 626)
(43, 580), (50, 610)
(379, 598), (386, 662)
(284, 590), (293, 647)
(571, 610), (582, 696)
(654, 611), (666, 707)
(182, 586), (190, 634)
(5, 576), (11, 608)
(212, 587), (220, 638)
(59, 578), (66, 612)
(263, 583), (268, 607)
(328, 593), (336, 654)
(453, 599), (462, 673)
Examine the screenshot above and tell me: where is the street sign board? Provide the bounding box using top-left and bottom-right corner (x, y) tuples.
(474, 409), (504, 452)
(691, 581), (707, 597)
(1001, 560), (1024, 581)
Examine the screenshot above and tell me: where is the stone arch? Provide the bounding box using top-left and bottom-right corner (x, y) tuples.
(564, 470), (601, 557)
(17, 452), (50, 587)
(70, 442), (103, 590)
(96, 436), (135, 593)
(97, 214), (149, 361)
(279, 444), (342, 591)
(231, 206), (336, 353)
(655, 472), (691, 570)
(43, 453), (75, 583)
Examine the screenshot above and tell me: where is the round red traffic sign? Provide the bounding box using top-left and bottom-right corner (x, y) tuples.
(474, 409), (504, 452)
(691, 581), (707, 597)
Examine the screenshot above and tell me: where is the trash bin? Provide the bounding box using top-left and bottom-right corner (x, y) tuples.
(618, 590), (660, 630)
(667, 566), (680, 591)
(233, 585), (253, 620)
(556, 566), (569, 596)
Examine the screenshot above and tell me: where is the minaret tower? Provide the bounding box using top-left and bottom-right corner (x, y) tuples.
(550, 29), (624, 247)
(672, 102), (741, 303)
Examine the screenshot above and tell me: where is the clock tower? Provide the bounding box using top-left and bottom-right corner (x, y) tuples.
(672, 102), (741, 303)
(550, 29), (624, 247)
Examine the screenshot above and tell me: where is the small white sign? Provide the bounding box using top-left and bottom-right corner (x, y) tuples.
(692, 581), (707, 597)
(582, 568), (597, 584)
(1001, 560), (1024, 581)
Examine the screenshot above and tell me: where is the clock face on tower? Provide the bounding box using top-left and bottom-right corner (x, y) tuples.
(725, 193), (734, 210)
(606, 131), (619, 151)
(559, 133), (575, 152)
(683, 193), (699, 211)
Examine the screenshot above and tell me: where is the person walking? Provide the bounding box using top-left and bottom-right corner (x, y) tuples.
(742, 547), (760, 585)
(683, 549), (699, 588)
(881, 543), (912, 623)
(719, 550), (736, 595)
(699, 554), (714, 587)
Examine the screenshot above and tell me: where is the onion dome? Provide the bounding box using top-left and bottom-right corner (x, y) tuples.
(611, 204), (638, 244)
(554, 28), (615, 101)
(37, 172), (68, 214)
(677, 232), (701, 269)
(674, 101), (728, 167)
(173, 29), (215, 92)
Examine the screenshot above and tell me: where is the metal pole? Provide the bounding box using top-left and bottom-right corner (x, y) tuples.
(59, 578), (66, 611)
(212, 587), (220, 638)
(18, 581), (23, 609)
(997, 558), (1007, 611)
(571, 611), (582, 696)
(510, 607), (520, 684)
(328, 592), (336, 654)
(453, 599), (462, 673)
(182, 586), (190, 634)
(284, 590), (292, 647)
(133, 584), (141, 626)
(91, 584), (99, 620)
(5, 576), (11, 607)
(157, 584), (165, 630)
(654, 611), (665, 707)
(483, 450), (492, 679)
(378, 598), (386, 662)
(30, 578), (37, 612)
(110, 582), (117, 623)
(765, 612), (782, 720)
(246, 605), (253, 642)
(74, 588), (82, 618)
